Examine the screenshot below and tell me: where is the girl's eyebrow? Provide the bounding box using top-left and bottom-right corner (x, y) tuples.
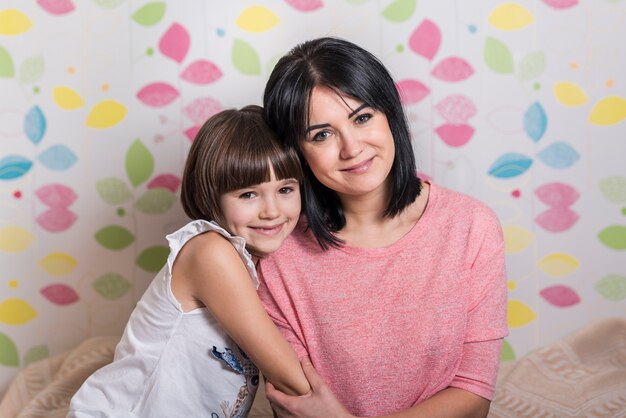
(305, 103), (370, 133)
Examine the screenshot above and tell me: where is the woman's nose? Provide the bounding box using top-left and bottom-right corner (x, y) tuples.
(339, 131), (363, 160)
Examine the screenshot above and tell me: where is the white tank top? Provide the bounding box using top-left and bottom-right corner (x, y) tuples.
(68, 220), (259, 418)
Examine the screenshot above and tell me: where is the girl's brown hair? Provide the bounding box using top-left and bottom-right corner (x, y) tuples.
(180, 105), (303, 227)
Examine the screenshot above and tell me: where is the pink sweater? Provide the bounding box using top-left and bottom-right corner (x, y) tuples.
(257, 183), (508, 416)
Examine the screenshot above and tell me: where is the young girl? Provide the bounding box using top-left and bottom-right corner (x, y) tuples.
(68, 105), (310, 417)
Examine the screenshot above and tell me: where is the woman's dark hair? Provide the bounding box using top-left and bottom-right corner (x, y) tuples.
(263, 37), (421, 249)
(181, 105), (303, 230)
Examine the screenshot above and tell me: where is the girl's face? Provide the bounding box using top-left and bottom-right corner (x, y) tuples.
(219, 167), (301, 257)
(300, 86), (395, 202)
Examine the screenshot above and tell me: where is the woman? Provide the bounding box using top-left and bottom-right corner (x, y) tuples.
(257, 37), (508, 417)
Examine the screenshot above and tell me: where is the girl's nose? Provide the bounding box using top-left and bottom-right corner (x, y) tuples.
(259, 196), (280, 219)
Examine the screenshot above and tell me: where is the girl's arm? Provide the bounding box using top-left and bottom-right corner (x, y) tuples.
(172, 231), (310, 396)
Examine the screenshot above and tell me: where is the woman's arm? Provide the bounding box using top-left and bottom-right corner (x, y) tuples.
(173, 232), (310, 396)
(266, 360), (490, 418)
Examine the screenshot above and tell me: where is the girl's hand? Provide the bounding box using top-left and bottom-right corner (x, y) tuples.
(266, 358), (354, 418)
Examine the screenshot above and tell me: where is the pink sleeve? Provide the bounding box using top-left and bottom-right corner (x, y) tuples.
(452, 207), (508, 399)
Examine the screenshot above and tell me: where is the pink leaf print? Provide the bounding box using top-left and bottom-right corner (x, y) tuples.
(540, 285), (580, 307)
(284, 0), (323, 12)
(542, 0), (579, 10)
(184, 126), (201, 142)
(535, 207), (579, 233)
(435, 95), (477, 124)
(409, 19), (442, 60)
(36, 207), (77, 232)
(535, 182), (579, 208)
(180, 60), (222, 85)
(396, 79), (430, 105)
(35, 183), (76, 208)
(431, 57), (474, 82)
(137, 82), (180, 107)
(184, 97), (222, 125)
(37, 0), (75, 15)
(159, 23), (190, 63)
(148, 174), (181, 193)
(435, 124), (475, 147)
(41, 283), (79, 305)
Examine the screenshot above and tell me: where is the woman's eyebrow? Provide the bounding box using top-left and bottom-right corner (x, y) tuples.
(305, 123), (329, 133)
(348, 103), (369, 118)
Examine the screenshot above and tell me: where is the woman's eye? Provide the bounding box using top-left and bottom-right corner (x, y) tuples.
(355, 113), (372, 124)
(310, 130), (330, 142)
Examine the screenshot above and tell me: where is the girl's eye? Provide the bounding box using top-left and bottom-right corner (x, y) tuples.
(238, 191), (256, 199)
(355, 113), (372, 124)
(279, 186), (295, 194)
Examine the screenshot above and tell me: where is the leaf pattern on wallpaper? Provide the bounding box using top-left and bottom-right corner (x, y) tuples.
(284, 0), (324, 12)
(598, 176), (626, 203)
(132, 2), (166, 26)
(24, 105), (46, 145)
(537, 142), (580, 169)
(0, 46), (15, 77)
(36, 207), (77, 232)
(540, 285), (581, 307)
(23, 345), (49, 367)
(484, 37), (514, 74)
(95, 225), (136, 250)
(232, 39), (261, 75)
(553, 82), (588, 107)
(159, 23), (190, 63)
(0, 332), (19, 367)
(518, 51), (546, 81)
(87, 100), (128, 129)
(136, 246), (169, 273)
(53, 86), (85, 110)
(125, 139), (154, 187)
(0, 155), (33, 180)
(382, 0), (418, 23)
(488, 153), (533, 178)
(409, 19), (441, 60)
(40, 283), (80, 306)
(0, 299), (37, 326)
(507, 300), (536, 328)
(38, 144), (77, 171)
(136, 82), (180, 107)
(537, 252), (580, 277)
(236, 5), (280, 32)
(396, 79), (430, 104)
(595, 274), (626, 301)
(96, 177), (133, 205)
(19, 55), (45, 84)
(37, 0), (75, 15)
(180, 60), (223, 84)
(598, 225), (626, 250)
(0, 226), (34, 253)
(488, 3), (534, 31)
(148, 174), (181, 193)
(134, 188), (176, 215)
(431, 57), (474, 82)
(523, 102), (548, 142)
(0, 9), (33, 35)
(38, 252), (78, 276)
(588, 96), (626, 126)
(93, 273), (132, 300)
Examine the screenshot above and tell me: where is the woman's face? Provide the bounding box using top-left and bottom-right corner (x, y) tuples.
(300, 86), (395, 200)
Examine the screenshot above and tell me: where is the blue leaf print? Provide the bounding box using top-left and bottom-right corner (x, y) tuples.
(24, 105), (46, 145)
(38, 144), (77, 171)
(488, 153), (533, 178)
(0, 155), (33, 180)
(524, 102), (547, 142)
(537, 142), (580, 169)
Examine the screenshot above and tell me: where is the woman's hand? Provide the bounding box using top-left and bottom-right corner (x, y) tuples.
(266, 358), (354, 418)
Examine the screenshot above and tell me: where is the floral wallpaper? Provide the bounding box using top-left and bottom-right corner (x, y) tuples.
(1, 0), (625, 393)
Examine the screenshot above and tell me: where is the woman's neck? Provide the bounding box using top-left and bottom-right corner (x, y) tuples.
(336, 182), (430, 248)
